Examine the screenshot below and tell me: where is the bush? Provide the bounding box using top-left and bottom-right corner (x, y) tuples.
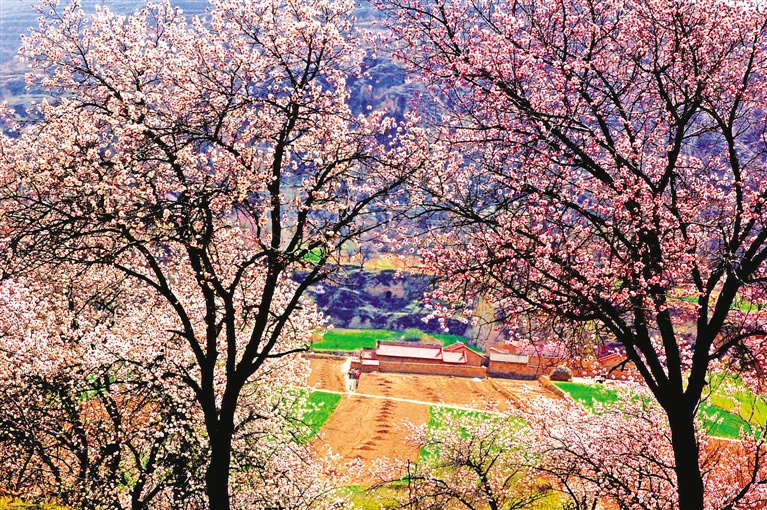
(549, 365), (573, 382)
(401, 328), (426, 342)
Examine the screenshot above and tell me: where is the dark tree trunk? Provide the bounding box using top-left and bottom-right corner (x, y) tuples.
(667, 403), (705, 510)
(206, 421), (234, 510)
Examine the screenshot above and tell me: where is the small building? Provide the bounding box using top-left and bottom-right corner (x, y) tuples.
(487, 350), (534, 378)
(486, 342), (571, 379)
(351, 341), (487, 378)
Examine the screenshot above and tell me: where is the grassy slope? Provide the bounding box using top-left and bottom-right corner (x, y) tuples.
(704, 374), (767, 426)
(289, 389), (342, 443)
(313, 328), (477, 352)
(553, 381), (757, 439)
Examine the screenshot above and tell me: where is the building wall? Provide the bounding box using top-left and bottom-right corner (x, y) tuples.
(463, 348), (486, 367)
(376, 354), (445, 365)
(378, 361), (487, 378)
(350, 360), (380, 373)
(488, 360), (544, 379)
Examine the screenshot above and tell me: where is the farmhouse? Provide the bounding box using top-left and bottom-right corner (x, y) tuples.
(352, 341), (487, 378)
(350, 337), (635, 381)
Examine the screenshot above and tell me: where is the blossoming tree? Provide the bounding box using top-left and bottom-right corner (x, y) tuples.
(378, 0), (767, 507)
(376, 410), (553, 510)
(0, 264), (351, 509)
(0, 0), (421, 506)
(529, 387), (767, 510)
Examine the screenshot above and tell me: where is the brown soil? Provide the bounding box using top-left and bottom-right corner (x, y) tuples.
(356, 371), (513, 411)
(306, 357), (559, 482)
(306, 356), (346, 392)
(491, 378), (555, 404)
(307, 357), (554, 410)
(311, 393), (429, 482)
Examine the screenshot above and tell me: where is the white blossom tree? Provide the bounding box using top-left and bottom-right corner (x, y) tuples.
(0, 0), (423, 506)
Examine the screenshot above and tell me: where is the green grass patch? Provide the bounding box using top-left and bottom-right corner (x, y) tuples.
(422, 406), (493, 460)
(705, 374), (767, 428)
(313, 328), (479, 353)
(421, 406), (517, 461)
(699, 401), (758, 439)
(433, 333), (480, 351)
(313, 328), (398, 350)
(553, 381), (621, 410)
(673, 293), (761, 313)
(288, 389), (341, 443)
(554, 381), (757, 440)
(426, 406), (493, 432)
(339, 484), (404, 510)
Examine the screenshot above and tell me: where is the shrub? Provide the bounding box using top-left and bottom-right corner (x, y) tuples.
(402, 328), (426, 342)
(549, 365), (573, 382)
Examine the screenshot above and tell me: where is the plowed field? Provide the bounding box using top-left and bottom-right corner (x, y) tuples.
(306, 357), (554, 481)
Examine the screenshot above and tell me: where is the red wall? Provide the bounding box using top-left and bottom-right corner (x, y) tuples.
(376, 355), (445, 365)
(378, 361), (487, 378)
(488, 360), (544, 378)
(462, 348), (486, 367)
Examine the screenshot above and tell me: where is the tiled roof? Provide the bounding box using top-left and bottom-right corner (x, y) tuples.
(376, 343), (443, 360)
(489, 352), (529, 364)
(442, 351), (467, 364)
(444, 341), (487, 358)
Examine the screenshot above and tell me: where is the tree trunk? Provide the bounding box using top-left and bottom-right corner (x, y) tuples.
(206, 424), (234, 510)
(667, 404), (705, 510)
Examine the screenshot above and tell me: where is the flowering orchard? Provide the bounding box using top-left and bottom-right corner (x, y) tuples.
(0, 0), (422, 507)
(5, 0), (767, 507)
(376, 389), (767, 510)
(0, 268), (354, 509)
(378, 0), (767, 507)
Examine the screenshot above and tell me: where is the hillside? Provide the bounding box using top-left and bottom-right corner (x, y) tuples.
(304, 268), (470, 337)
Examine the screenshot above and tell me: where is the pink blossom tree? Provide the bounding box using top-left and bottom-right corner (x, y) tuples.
(377, 0), (767, 507)
(0, 265), (350, 509)
(0, 0), (421, 507)
(376, 409), (554, 510)
(527, 387), (767, 510)
(0, 271), (209, 508)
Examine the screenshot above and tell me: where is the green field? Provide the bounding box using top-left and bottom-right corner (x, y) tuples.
(553, 381), (622, 410)
(313, 327), (476, 352)
(704, 374), (767, 427)
(553, 381), (758, 439)
(288, 389), (341, 443)
(422, 406), (490, 458)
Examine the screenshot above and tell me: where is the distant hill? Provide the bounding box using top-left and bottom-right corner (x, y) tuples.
(302, 268), (470, 336)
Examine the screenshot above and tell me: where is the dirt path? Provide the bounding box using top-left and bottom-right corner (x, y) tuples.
(357, 371), (513, 411)
(317, 390), (508, 414)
